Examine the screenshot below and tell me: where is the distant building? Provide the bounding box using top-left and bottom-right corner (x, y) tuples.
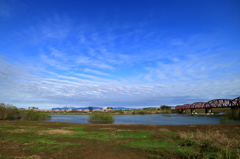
(102, 107), (113, 111)
(28, 107), (38, 110)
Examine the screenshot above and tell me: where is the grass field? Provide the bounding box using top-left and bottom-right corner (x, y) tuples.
(0, 121), (240, 159)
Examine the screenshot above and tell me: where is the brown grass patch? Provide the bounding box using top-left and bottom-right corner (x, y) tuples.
(39, 129), (74, 134)
(100, 128), (116, 130)
(13, 129), (28, 133)
(158, 128), (170, 132)
(178, 130), (240, 148)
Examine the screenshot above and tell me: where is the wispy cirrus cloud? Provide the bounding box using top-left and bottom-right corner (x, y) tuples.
(83, 68), (111, 76)
(141, 49), (240, 83)
(1, 55), (239, 109)
(1, 0), (239, 109)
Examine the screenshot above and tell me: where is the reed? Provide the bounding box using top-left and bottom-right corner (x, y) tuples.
(178, 130), (240, 158)
(88, 113), (114, 123)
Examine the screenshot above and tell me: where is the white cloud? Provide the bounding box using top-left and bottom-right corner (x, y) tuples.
(1, 12), (240, 109)
(1, 56), (239, 109)
(49, 47), (64, 58)
(74, 73), (116, 83)
(83, 68), (110, 76)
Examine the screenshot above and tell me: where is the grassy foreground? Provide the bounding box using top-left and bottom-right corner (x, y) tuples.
(0, 121), (240, 159)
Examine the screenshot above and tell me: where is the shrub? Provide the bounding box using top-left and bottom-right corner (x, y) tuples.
(226, 112), (239, 120)
(23, 110), (51, 121)
(115, 110), (124, 114)
(178, 130), (240, 158)
(160, 105), (172, 110)
(179, 139), (197, 147)
(139, 110), (146, 114)
(220, 116), (234, 124)
(88, 114), (114, 123)
(0, 103), (20, 120)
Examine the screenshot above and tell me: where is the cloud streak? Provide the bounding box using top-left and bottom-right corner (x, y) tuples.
(1, 55), (239, 109)
(0, 1), (239, 109)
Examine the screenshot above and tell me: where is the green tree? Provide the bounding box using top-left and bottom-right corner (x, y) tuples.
(160, 105), (172, 110)
(0, 103), (20, 120)
(88, 106), (93, 112)
(23, 109), (51, 120)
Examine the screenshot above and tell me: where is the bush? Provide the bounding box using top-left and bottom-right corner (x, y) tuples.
(23, 110), (51, 121)
(160, 105), (172, 110)
(220, 116), (234, 124)
(114, 110), (124, 114)
(88, 114), (114, 123)
(226, 112), (239, 120)
(0, 103), (20, 120)
(138, 110), (146, 114)
(179, 139), (197, 147)
(178, 130), (240, 158)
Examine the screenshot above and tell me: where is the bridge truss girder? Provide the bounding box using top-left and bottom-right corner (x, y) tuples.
(204, 99), (232, 108)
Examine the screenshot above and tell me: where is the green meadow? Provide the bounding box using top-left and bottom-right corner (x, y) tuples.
(0, 121), (239, 159)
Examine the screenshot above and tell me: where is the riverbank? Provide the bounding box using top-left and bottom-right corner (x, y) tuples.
(47, 109), (174, 115)
(47, 107), (234, 115)
(0, 121), (239, 159)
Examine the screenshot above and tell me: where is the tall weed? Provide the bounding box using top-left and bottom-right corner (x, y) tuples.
(178, 130), (240, 158)
(23, 110), (51, 120)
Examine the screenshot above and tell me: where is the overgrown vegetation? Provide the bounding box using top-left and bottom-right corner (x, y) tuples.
(22, 110), (51, 121)
(178, 130), (240, 159)
(88, 113), (114, 123)
(0, 121), (239, 158)
(219, 111), (239, 123)
(0, 103), (20, 120)
(220, 116), (234, 123)
(121, 129), (240, 159)
(160, 105), (172, 110)
(0, 103), (51, 121)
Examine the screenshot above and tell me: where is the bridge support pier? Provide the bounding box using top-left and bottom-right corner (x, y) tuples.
(231, 107), (240, 119)
(205, 108), (213, 114)
(178, 109), (186, 114)
(190, 109), (197, 114)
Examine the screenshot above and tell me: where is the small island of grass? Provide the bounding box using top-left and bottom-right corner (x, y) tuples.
(88, 114), (114, 123)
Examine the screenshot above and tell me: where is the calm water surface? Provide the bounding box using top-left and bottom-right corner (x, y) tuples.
(45, 114), (240, 125)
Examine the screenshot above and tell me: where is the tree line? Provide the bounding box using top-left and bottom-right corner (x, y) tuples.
(0, 103), (21, 120)
(0, 103), (50, 120)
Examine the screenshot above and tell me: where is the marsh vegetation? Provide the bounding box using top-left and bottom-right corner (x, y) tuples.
(22, 110), (51, 121)
(0, 121), (239, 159)
(88, 113), (114, 123)
(0, 103), (51, 121)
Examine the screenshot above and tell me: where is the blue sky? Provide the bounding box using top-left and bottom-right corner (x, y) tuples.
(0, 0), (240, 109)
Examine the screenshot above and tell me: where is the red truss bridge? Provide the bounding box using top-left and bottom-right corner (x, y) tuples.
(175, 97), (240, 114)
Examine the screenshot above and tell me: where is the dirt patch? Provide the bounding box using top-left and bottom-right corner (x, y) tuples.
(39, 129), (74, 134)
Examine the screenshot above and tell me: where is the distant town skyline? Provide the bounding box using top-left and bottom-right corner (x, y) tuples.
(0, 0), (240, 109)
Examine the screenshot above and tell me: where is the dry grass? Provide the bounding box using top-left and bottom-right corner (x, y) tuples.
(13, 129), (28, 133)
(178, 129), (240, 159)
(15, 155), (42, 159)
(39, 129), (74, 134)
(158, 128), (170, 132)
(178, 130), (239, 148)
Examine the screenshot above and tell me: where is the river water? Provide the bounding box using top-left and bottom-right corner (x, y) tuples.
(45, 114), (240, 125)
